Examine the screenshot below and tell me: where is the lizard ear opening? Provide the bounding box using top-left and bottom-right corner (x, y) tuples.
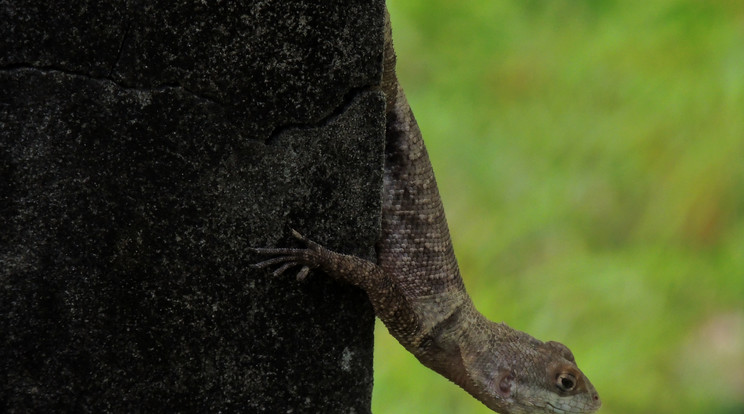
(496, 370), (515, 397)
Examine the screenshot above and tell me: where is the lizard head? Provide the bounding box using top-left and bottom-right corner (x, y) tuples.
(463, 333), (601, 414)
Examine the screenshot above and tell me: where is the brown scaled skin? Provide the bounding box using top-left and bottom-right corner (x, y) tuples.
(252, 6), (601, 414)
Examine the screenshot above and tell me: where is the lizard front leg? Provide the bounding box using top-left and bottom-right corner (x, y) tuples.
(251, 230), (420, 342)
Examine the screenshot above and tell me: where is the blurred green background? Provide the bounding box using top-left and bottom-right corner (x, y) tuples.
(372, 1), (744, 413)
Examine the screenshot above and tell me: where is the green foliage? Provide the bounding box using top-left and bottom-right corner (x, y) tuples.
(374, 1), (744, 413)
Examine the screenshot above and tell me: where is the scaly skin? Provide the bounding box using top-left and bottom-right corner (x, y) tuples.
(253, 7), (601, 414)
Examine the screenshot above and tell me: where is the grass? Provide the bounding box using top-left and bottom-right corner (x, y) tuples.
(372, 1), (744, 413)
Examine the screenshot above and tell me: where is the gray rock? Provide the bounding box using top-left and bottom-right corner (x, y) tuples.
(1, 0), (385, 412)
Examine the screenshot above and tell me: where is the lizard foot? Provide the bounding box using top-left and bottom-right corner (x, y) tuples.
(250, 229), (324, 281)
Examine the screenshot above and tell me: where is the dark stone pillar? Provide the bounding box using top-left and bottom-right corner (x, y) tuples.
(1, 1), (385, 412)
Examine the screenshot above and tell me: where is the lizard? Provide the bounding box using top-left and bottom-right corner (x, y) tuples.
(252, 6), (602, 414)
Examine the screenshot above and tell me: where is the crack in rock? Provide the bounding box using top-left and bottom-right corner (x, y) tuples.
(265, 86), (377, 145)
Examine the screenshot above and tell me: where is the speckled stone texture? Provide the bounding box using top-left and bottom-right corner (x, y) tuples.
(1, 1), (384, 412)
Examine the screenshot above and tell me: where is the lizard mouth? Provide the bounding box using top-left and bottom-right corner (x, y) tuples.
(545, 403), (568, 414)
(545, 401), (600, 414)
(545, 402), (584, 414)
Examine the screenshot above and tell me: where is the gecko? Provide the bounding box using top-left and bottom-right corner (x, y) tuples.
(252, 7), (601, 414)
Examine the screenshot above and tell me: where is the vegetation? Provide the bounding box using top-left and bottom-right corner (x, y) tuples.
(373, 1), (744, 413)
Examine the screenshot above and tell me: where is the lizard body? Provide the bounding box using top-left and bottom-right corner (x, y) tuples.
(253, 7), (601, 414)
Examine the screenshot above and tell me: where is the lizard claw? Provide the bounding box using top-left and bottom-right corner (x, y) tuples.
(250, 229), (320, 281)
(296, 265), (311, 281)
(289, 228), (321, 249)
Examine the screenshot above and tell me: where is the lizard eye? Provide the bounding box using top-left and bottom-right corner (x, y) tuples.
(556, 373), (576, 392)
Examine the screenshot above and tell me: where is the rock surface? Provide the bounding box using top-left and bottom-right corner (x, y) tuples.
(1, 1), (385, 412)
